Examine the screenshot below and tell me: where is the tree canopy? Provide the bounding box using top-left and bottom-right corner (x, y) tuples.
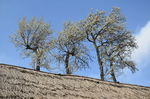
(79, 7), (137, 81)
(11, 17), (53, 71)
(53, 22), (91, 74)
(11, 7), (137, 83)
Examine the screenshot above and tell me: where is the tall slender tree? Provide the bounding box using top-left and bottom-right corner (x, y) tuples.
(11, 17), (53, 71)
(79, 7), (137, 81)
(53, 22), (91, 74)
(104, 30), (137, 82)
(79, 10), (106, 80)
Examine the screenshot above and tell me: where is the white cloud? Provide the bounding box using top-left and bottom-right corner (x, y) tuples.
(119, 22), (150, 86)
(132, 21), (150, 66)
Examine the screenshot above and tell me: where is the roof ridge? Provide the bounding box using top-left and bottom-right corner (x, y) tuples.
(0, 63), (150, 88)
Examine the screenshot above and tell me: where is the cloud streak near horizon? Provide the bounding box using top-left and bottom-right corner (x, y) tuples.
(132, 21), (150, 68)
(118, 21), (150, 86)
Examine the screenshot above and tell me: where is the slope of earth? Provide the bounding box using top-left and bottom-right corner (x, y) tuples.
(0, 64), (150, 99)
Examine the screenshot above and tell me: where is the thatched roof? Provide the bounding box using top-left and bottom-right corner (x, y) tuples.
(0, 64), (150, 99)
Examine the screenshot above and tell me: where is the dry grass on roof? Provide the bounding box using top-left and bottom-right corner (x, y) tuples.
(0, 63), (150, 99)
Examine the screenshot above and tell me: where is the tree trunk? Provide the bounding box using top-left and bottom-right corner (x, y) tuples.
(110, 61), (117, 82)
(35, 50), (40, 71)
(36, 57), (41, 71)
(36, 64), (40, 71)
(65, 53), (71, 74)
(94, 45), (104, 81)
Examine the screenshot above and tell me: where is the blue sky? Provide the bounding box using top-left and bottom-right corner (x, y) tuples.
(0, 0), (150, 86)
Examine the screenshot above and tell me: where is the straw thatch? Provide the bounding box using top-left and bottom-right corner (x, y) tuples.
(0, 64), (150, 99)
